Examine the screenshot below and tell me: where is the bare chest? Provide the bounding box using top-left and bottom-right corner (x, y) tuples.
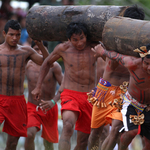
(63, 50), (96, 71)
(27, 67), (55, 85)
(0, 52), (28, 68)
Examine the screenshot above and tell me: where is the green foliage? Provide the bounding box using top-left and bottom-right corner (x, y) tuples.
(77, 0), (150, 19)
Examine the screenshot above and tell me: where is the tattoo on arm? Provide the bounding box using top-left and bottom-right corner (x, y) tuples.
(102, 50), (126, 66)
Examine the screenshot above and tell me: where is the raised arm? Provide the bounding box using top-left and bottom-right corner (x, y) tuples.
(92, 44), (136, 69)
(28, 40), (49, 65)
(34, 40), (49, 60)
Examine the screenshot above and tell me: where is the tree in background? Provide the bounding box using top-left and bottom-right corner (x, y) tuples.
(77, 0), (150, 20)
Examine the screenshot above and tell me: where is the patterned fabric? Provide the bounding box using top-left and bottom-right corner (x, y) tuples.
(123, 91), (147, 112)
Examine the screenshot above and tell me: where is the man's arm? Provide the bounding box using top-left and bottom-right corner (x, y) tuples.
(34, 40), (49, 60)
(92, 44), (136, 68)
(38, 63), (64, 111)
(31, 44), (62, 100)
(39, 85), (64, 112)
(53, 62), (64, 85)
(28, 40), (49, 65)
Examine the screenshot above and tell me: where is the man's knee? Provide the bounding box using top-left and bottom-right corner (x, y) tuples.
(110, 125), (121, 139)
(63, 120), (74, 136)
(26, 130), (36, 141)
(101, 125), (109, 138)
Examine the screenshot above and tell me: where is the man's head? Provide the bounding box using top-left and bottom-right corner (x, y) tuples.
(3, 20), (21, 46)
(4, 20), (21, 34)
(123, 5), (145, 20)
(31, 41), (48, 55)
(141, 44), (150, 74)
(66, 22), (89, 50)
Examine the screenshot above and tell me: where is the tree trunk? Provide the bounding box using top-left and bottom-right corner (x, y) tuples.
(26, 5), (127, 41)
(102, 16), (150, 57)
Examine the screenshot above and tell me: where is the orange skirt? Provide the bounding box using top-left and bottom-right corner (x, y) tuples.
(91, 82), (123, 128)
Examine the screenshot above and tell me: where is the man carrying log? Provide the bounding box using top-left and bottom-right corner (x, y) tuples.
(0, 20), (49, 150)
(91, 42), (150, 150)
(31, 22), (103, 150)
(88, 5), (145, 150)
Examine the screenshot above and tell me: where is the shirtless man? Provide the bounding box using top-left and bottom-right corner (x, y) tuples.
(24, 41), (63, 150)
(92, 42), (150, 150)
(88, 5), (145, 150)
(32, 22), (101, 150)
(0, 20), (49, 150)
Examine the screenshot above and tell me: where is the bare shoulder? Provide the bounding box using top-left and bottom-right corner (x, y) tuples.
(20, 45), (35, 53)
(52, 61), (62, 70)
(128, 56), (141, 69)
(54, 41), (70, 52)
(26, 60), (33, 66)
(131, 56), (141, 63)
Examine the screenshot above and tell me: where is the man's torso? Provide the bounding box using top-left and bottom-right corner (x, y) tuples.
(128, 63), (150, 104)
(0, 45), (31, 96)
(26, 61), (57, 105)
(60, 42), (97, 92)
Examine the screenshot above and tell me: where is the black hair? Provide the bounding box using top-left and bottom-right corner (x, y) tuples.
(31, 41), (48, 49)
(66, 22), (89, 40)
(145, 44), (150, 59)
(124, 5), (145, 20)
(4, 20), (21, 33)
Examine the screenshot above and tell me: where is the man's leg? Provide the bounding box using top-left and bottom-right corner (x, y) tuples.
(101, 119), (123, 150)
(118, 129), (137, 150)
(99, 124), (110, 150)
(59, 110), (78, 150)
(5, 134), (20, 150)
(88, 125), (104, 150)
(24, 126), (38, 150)
(142, 136), (150, 150)
(43, 139), (54, 150)
(74, 130), (89, 150)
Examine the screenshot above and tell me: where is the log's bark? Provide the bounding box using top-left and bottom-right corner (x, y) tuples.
(26, 5), (127, 41)
(102, 16), (150, 57)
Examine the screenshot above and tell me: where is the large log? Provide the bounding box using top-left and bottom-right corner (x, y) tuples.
(102, 16), (150, 57)
(26, 5), (127, 41)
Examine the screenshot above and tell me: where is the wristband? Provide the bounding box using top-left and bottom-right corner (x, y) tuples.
(51, 99), (56, 105)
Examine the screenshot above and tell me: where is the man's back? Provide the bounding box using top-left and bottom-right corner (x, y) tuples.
(103, 58), (129, 86)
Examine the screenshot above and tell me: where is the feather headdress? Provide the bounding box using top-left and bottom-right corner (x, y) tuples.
(133, 46), (150, 58)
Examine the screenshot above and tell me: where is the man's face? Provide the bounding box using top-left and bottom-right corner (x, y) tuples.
(69, 31), (87, 51)
(33, 45), (42, 55)
(3, 28), (21, 47)
(142, 57), (150, 75)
